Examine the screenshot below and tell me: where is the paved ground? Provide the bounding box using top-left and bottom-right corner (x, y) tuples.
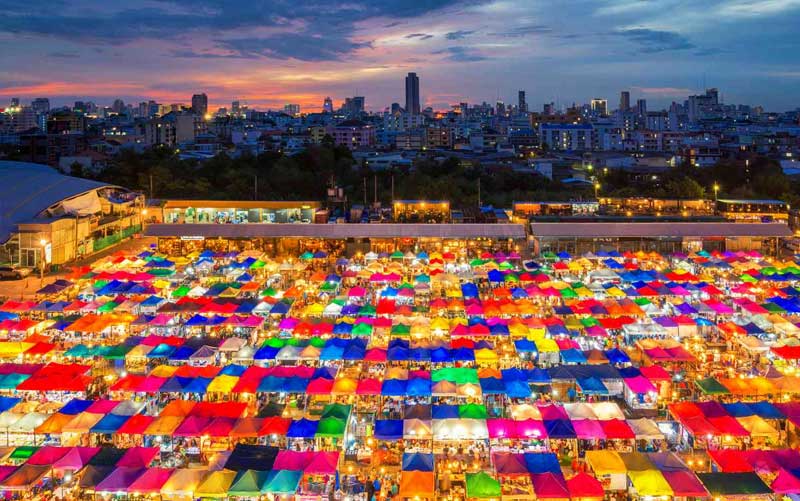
(0, 236), (156, 301)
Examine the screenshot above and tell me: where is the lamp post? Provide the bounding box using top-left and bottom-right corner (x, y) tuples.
(594, 182), (601, 200)
(713, 183), (720, 201)
(38, 239), (48, 285)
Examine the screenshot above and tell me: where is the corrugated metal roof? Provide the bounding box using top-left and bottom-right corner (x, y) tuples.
(0, 161), (113, 242)
(145, 223), (527, 239)
(531, 222), (791, 238)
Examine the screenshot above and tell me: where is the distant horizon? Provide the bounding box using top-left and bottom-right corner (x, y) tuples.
(2, 0), (799, 112)
(3, 82), (796, 116)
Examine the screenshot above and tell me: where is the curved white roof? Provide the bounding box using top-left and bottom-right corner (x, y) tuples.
(0, 161), (114, 242)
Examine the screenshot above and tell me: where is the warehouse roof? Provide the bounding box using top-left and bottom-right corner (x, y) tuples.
(145, 223), (527, 239)
(530, 222), (791, 238)
(0, 161), (114, 242)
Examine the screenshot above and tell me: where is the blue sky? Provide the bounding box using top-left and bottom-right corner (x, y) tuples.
(0, 0), (798, 111)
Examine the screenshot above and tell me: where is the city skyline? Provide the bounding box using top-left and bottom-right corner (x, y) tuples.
(1, 0), (799, 111)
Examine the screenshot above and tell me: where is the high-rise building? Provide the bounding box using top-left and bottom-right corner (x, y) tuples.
(543, 102), (555, 116)
(31, 98), (49, 114)
(191, 93), (208, 117)
(112, 99), (125, 114)
(591, 98), (608, 116)
(10, 98), (20, 108)
(284, 104), (300, 116)
(342, 97), (365, 117)
(232, 101), (241, 116)
(636, 99), (647, 117)
(518, 91), (527, 113)
(619, 91), (630, 112)
(322, 97), (333, 114)
(405, 72), (420, 115)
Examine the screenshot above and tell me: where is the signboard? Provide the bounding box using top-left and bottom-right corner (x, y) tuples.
(180, 236), (205, 241)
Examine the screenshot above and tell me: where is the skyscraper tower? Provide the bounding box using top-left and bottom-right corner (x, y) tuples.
(518, 90), (527, 113)
(405, 72), (420, 115)
(323, 97), (333, 113)
(619, 91), (630, 112)
(191, 93), (208, 116)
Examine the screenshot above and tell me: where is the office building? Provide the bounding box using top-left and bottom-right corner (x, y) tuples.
(591, 98), (608, 116)
(284, 104), (300, 116)
(619, 91), (630, 112)
(31, 98), (50, 114)
(322, 97), (334, 114)
(636, 99), (647, 117)
(518, 91), (527, 113)
(405, 72), (420, 115)
(191, 93), (208, 117)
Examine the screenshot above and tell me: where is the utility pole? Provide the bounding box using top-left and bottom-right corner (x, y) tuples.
(373, 175), (377, 206)
(254, 175), (258, 200)
(478, 178), (481, 207)
(391, 175), (395, 203)
(149, 174), (154, 200)
(363, 177), (367, 205)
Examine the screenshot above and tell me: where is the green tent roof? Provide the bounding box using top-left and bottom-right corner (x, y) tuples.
(228, 470), (269, 497)
(697, 473), (771, 496)
(315, 417), (346, 438)
(466, 472), (501, 498)
(695, 377), (730, 395)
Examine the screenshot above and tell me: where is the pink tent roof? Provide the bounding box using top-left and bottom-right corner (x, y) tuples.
(127, 467), (175, 493)
(514, 419), (548, 439)
(771, 470), (800, 494)
(96, 467), (147, 492)
(531, 473), (570, 499)
(173, 416), (212, 437)
(116, 447), (159, 468)
(273, 450), (313, 471)
(348, 286), (366, 297)
(86, 399), (122, 414)
(487, 419), (514, 439)
(52, 447), (101, 472)
(304, 451), (339, 475)
(0, 466), (16, 484)
(203, 417), (237, 438)
(26, 446), (71, 466)
(572, 420), (605, 440)
(662, 470), (708, 497)
(624, 376), (657, 394)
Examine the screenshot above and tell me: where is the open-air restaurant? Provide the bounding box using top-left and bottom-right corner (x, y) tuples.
(3, 245), (800, 500)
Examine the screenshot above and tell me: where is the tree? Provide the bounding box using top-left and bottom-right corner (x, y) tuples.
(665, 177), (705, 199)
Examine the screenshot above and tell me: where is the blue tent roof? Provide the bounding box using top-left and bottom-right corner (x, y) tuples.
(90, 413), (130, 434)
(286, 419), (319, 438)
(432, 405), (459, 419)
(523, 453), (560, 474)
(402, 453), (434, 472)
(374, 420), (403, 440)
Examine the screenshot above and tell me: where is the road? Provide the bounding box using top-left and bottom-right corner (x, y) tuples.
(0, 236), (157, 301)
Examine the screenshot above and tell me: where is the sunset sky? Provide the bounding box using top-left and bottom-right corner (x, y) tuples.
(1, 0), (799, 112)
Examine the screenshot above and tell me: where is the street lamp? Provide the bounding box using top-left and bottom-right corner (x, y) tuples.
(594, 182), (601, 199)
(38, 239), (48, 283)
(713, 183), (720, 201)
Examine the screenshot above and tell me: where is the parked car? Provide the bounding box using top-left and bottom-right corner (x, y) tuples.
(0, 266), (31, 279)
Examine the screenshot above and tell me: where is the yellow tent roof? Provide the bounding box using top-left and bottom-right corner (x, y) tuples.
(627, 470), (673, 497)
(535, 339), (559, 353)
(0, 342), (33, 357)
(474, 348), (498, 363)
(737, 415), (779, 438)
(150, 365), (179, 378)
(585, 450), (626, 475)
(207, 375), (239, 393)
(332, 377), (357, 395)
(161, 469), (209, 496)
(195, 469), (237, 498)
